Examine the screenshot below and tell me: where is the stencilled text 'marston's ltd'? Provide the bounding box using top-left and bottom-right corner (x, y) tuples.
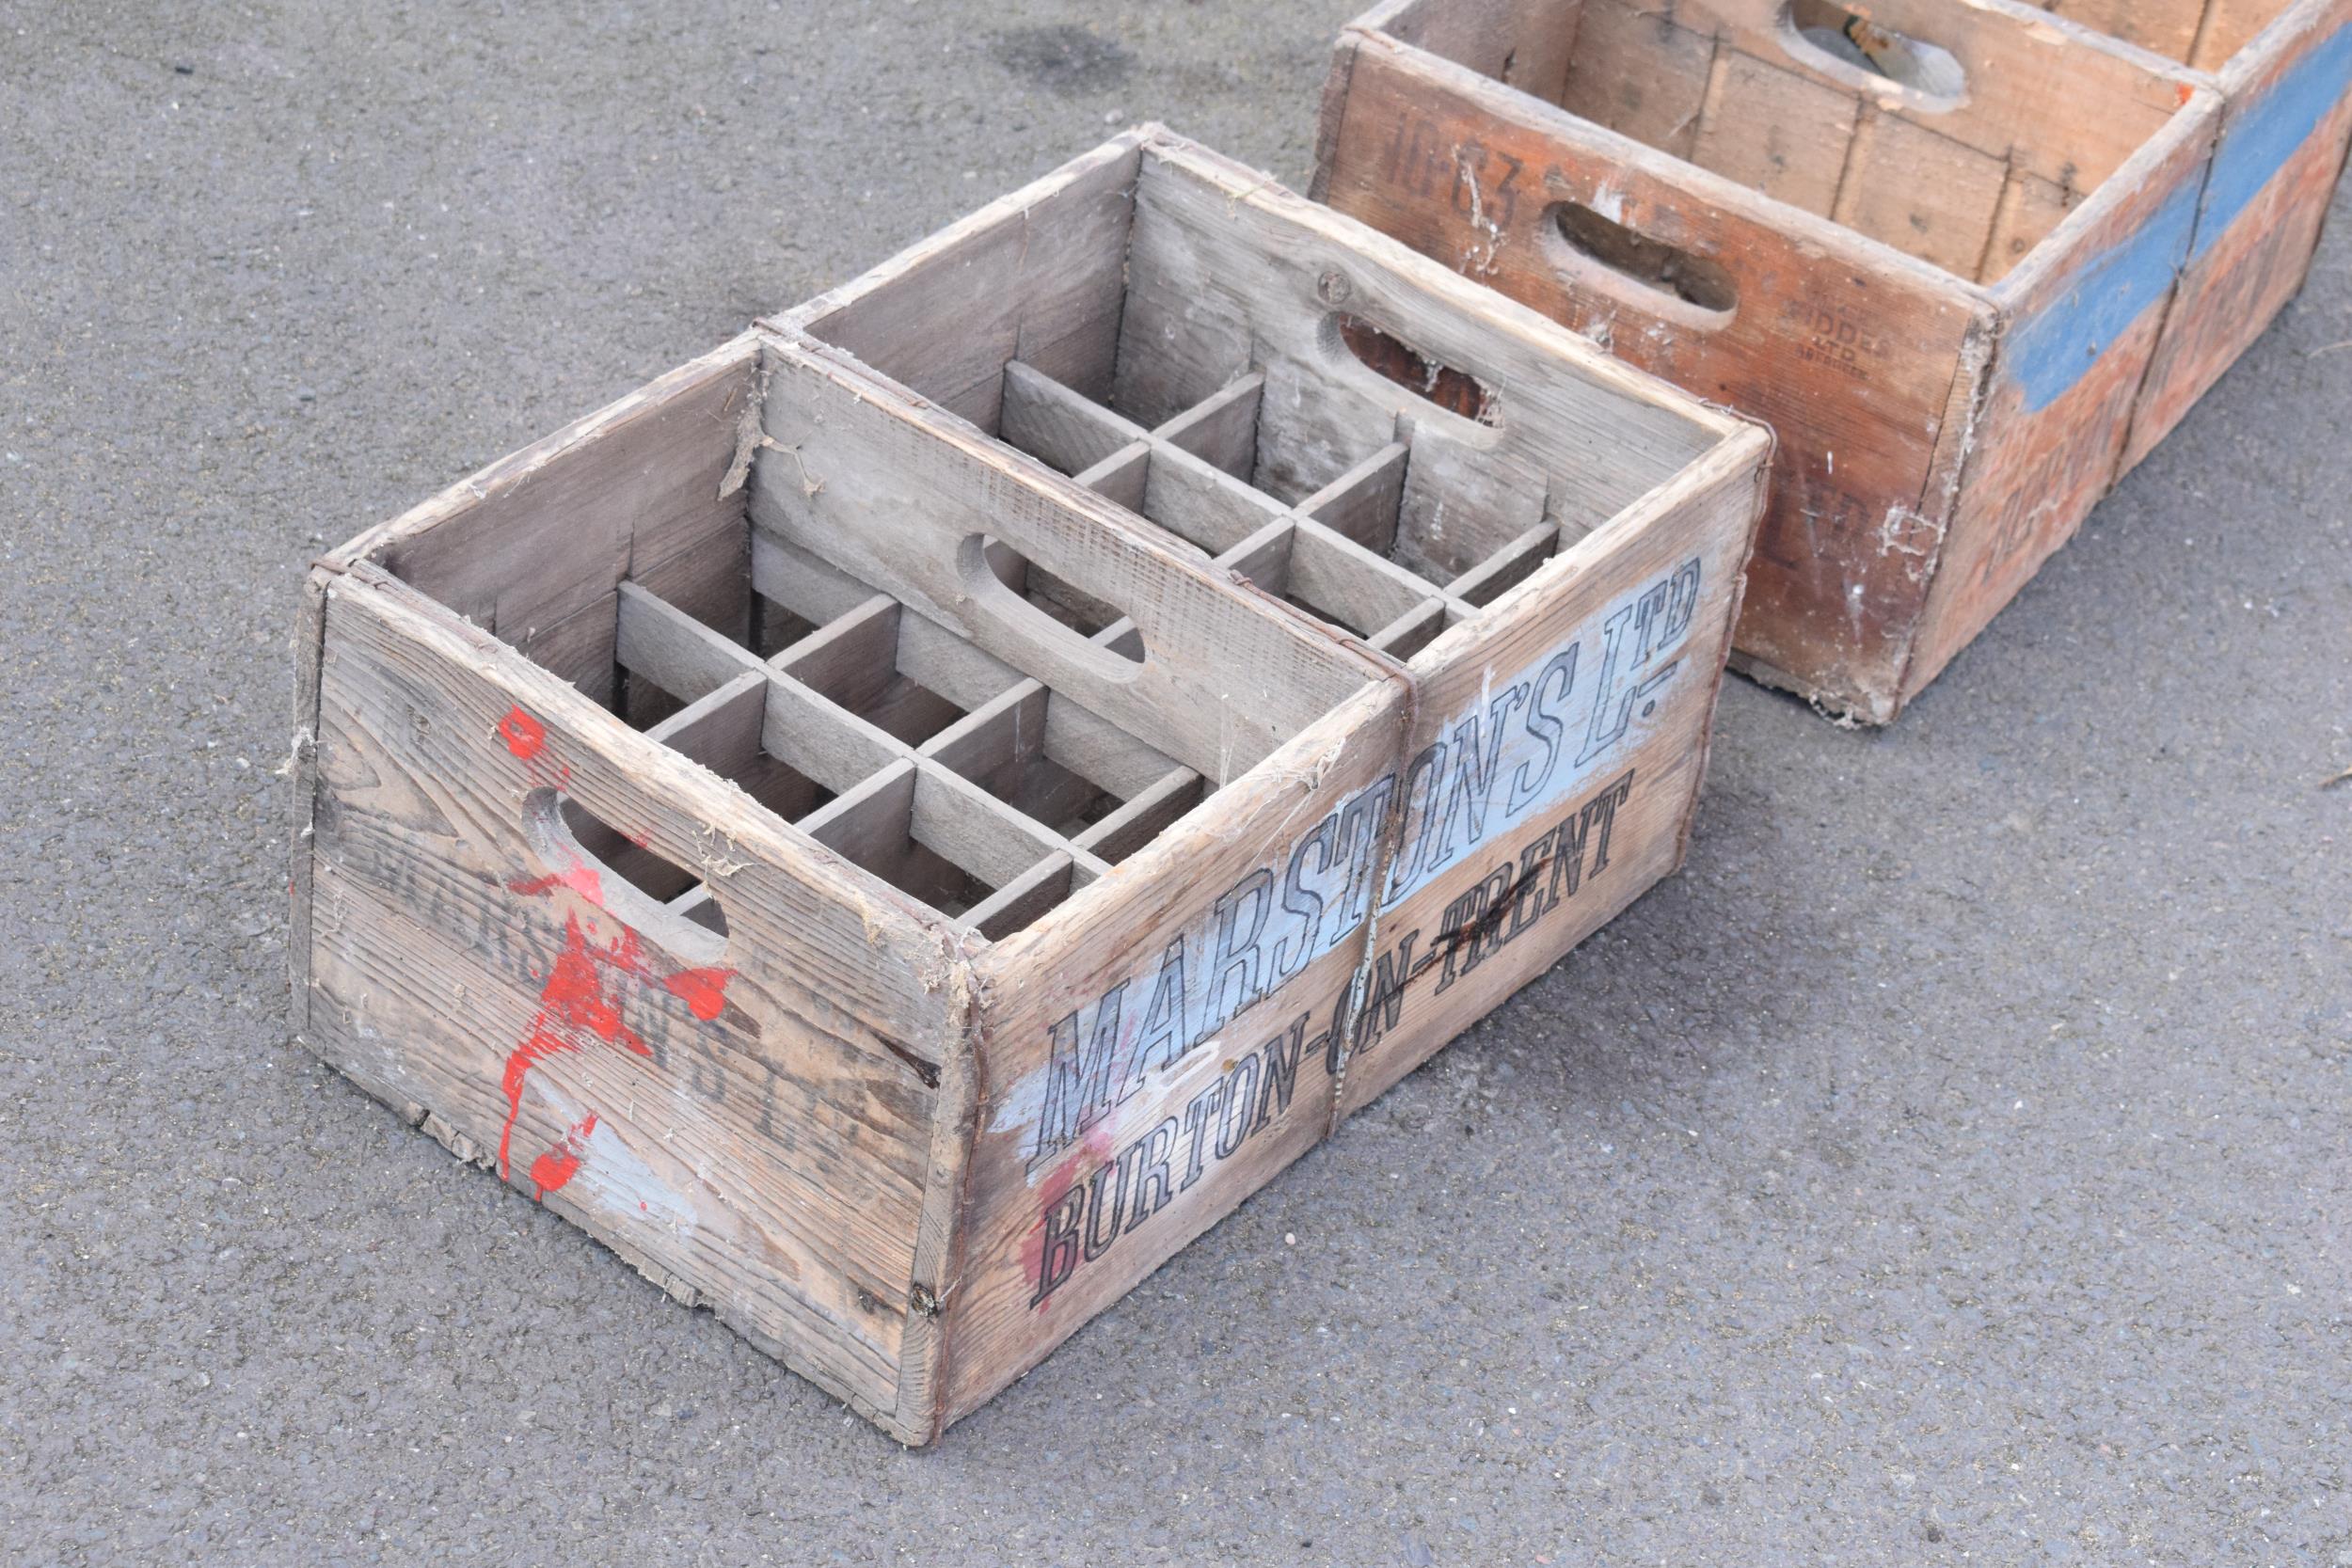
(1025, 555), (1705, 1171)
(1029, 763), (1641, 1305)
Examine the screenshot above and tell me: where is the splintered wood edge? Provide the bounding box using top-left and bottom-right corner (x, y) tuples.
(898, 976), (982, 1444)
(288, 563), (334, 1043)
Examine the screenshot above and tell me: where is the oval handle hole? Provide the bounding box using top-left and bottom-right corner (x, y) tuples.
(956, 533), (1148, 680)
(1544, 201), (1739, 324)
(521, 787), (730, 968)
(1332, 315), (1502, 428)
(1784, 0), (1966, 106)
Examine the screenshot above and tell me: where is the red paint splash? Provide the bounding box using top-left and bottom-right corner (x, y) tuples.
(506, 823), (607, 909)
(498, 705), (548, 760)
(497, 915), (652, 1182)
(507, 862), (604, 906)
(1023, 1126), (1114, 1311)
(494, 895), (737, 1198)
(661, 965), (737, 1022)
(529, 1112), (597, 1200)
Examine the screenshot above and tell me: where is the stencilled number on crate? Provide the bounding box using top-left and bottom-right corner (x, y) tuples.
(1448, 138), (1523, 231)
(1975, 394), (2131, 588)
(1026, 762), (1644, 1307)
(1379, 115), (1457, 203)
(1379, 116), (1522, 226)
(1779, 298), (1889, 382)
(1009, 555), (1707, 1188)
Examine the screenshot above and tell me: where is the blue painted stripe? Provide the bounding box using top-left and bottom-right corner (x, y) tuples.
(2193, 22), (2352, 260)
(2004, 173), (2202, 412)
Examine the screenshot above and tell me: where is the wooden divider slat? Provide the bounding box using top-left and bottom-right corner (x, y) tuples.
(1138, 442), (1293, 554)
(1070, 443), (1152, 512)
(1069, 767), (1204, 863)
(615, 581), (764, 702)
(910, 765), (1074, 891)
(771, 595), (903, 704)
(1215, 516), (1302, 591)
(1295, 441), (1410, 552)
(1445, 522), (1562, 607)
(759, 671), (912, 794)
(1366, 598), (1450, 658)
(1150, 371), (1267, 477)
(965, 852), (1078, 940)
(1000, 360), (1146, 475)
(1288, 522), (1449, 635)
(750, 527), (880, 627)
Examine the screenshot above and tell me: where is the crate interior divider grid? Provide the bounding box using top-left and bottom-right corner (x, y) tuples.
(993, 359), (1573, 659)
(605, 531), (1208, 941)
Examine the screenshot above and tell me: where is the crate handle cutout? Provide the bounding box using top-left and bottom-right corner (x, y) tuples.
(521, 787), (731, 970)
(1781, 0), (1965, 108)
(956, 531), (1150, 684)
(1542, 200), (1740, 326)
(1328, 313), (1502, 429)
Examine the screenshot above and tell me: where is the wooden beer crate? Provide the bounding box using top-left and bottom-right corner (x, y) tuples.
(2028, 0), (2352, 468)
(290, 128), (1767, 1444)
(1313, 0), (2224, 722)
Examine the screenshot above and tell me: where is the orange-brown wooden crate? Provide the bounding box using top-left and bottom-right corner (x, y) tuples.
(1313, 0), (2225, 721)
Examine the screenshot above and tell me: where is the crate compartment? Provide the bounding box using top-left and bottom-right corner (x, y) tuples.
(294, 130), (1770, 1447)
(379, 357), (1252, 948)
(1313, 0), (2225, 722)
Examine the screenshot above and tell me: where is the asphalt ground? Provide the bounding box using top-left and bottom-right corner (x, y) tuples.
(4, 3), (2350, 1562)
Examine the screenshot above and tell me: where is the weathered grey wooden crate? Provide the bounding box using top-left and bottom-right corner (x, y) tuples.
(290, 127), (1766, 1444)
(1313, 0), (2227, 723)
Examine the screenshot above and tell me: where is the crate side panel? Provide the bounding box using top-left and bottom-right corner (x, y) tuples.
(2034, 0), (2209, 61)
(304, 580), (954, 1429)
(378, 347), (755, 648)
(940, 681), (1411, 1429)
(1316, 43), (1980, 718)
(1123, 142), (1722, 522)
(1907, 114), (2217, 700)
(791, 141), (1142, 429)
(2123, 10), (2352, 470)
(1554, 0), (2183, 197)
(307, 862), (917, 1416)
(1337, 438), (1765, 1112)
(2203, 0), (2319, 65)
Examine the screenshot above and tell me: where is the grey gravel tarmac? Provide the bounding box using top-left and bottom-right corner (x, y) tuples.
(4, 3), (2350, 1563)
